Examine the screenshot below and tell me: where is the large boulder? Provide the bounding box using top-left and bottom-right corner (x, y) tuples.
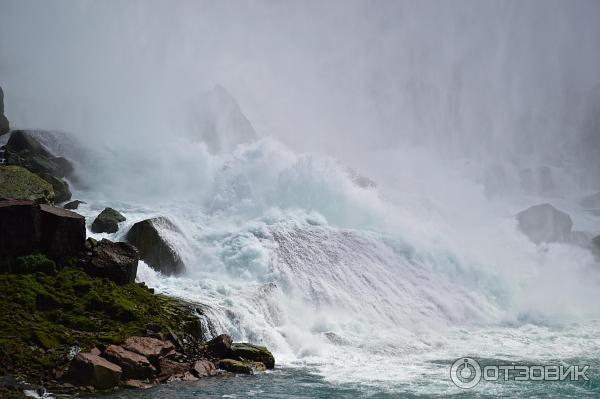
(39, 173), (71, 203)
(85, 239), (139, 284)
(0, 200), (41, 257)
(39, 204), (85, 260)
(68, 352), (122, 390)
(230, 343), (275, 369)
(91, 207), (126, 234)
(0, 85), (9, 136)
(516, 203), (573, 244)
(204, 334), (232, 359)
(191, 359), (217, 377)
(126, 217), (185, 275)
(102, 345), (156, 380)
(5, 131), (73, 178)
(122, 336), (175, 364)
(0, 165), (54, 204)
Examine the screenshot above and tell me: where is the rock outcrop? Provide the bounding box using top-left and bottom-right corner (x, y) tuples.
(91, 207), (126, 234)
(0, 200), (84, 261)
(204, 334), (233, 359)
(126, 217), (185, 275)
(217, 359), (265, 374)
(84, 239), (139, 285)
(69, 353), (122, 390)
(516, 203), (573, 244)
(0, 165), (54, 204)
(4, 131), (73, 203)
(122, 336), (175, 363)
(0, 85), (9, 136)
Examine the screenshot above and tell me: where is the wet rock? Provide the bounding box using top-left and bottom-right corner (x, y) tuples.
(40, 173), (71, 203)
(230, 343), (275, 369)
(0, 165), (54, 204)
(191, 359), (217, 377)
(122, 379), (153, 389)
(85, 239), (139, 284)
(126, 217), (185, 275)
(103, 345), (156, 380)
(68, 352), (122, 390)
(217, 359), (264, 374)
(122, 336), (175, 363)
(205, 334), (232, 359)
(516, 203), (573, 244)
(39, 204), (85, 260)
(91, 207), (126, 234)
(63, 200), (86, 210)
(5, 131), (74, 178)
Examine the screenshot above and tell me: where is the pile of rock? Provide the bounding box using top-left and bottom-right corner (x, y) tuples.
(67, 334), (274, 391)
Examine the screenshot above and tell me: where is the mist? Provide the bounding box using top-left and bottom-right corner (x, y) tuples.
(1, 0), (599, 186)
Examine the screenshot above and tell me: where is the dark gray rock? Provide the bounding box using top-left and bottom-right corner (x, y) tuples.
(0, 200), (41, 257)
(91, 207), (126, 234)
(0, 85), (9, 136)
(230, 343), (275, 369)
(204, 334), (232, 359)
(85, 239), (139, 284)
(64, 200), (86, 210)
(516, 203), (573, 244)
(126, 217), (185, 275)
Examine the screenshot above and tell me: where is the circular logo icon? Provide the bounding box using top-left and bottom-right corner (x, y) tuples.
(450, 357), (482, 389)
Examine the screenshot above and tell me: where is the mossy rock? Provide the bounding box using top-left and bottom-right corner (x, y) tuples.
(14, 254), (56, 275)
(0, 268), (201, 384)
(39, 174), (71, 203)
(91, 208), (126, 234)
(230, 343), (275, 369)
(0, 165), (55, 204)
(217, 359), (265, 374)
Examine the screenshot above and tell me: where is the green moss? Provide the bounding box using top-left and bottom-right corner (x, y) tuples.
(15, 254), (56, 275)
(0, 165), (55, 204)
(0, 268), (200, 383)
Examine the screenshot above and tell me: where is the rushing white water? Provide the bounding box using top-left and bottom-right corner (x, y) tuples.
(37, 130), (597, 395)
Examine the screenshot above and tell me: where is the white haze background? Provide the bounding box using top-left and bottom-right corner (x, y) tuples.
(1, 1), (600, 396)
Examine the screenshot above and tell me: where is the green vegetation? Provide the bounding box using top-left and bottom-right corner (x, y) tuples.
(0, 267), (200, 382)
(0, 165), (55, 204)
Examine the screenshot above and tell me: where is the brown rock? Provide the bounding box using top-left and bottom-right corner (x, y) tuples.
(69, 353), (122, 390)
(122, 336), (175, 362)
(158, 358), (191, 378)
(191, 359), (217, 377)
(103, 345), (156, 379)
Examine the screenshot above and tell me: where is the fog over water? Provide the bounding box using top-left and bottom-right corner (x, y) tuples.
(2, 1), (600, 397)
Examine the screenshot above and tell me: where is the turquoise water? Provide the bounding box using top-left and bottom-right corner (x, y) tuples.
(93, 360), (599, 399)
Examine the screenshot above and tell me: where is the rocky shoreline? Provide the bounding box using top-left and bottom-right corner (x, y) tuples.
(0, 90), (275, 398)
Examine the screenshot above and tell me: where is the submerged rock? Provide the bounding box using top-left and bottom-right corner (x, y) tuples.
(0, 165), (54, 204)
(68, 352), (122, 390)
(85, 239), (139, 284)
(516, 203), (573, 244)
(126, 217), (185, 275)
(91, 207), (126, 234)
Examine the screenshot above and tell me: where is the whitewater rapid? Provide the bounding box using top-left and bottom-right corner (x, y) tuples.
(31, 133), (600, 396)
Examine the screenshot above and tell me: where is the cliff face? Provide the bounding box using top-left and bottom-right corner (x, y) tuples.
(0, 85), (9, 135)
